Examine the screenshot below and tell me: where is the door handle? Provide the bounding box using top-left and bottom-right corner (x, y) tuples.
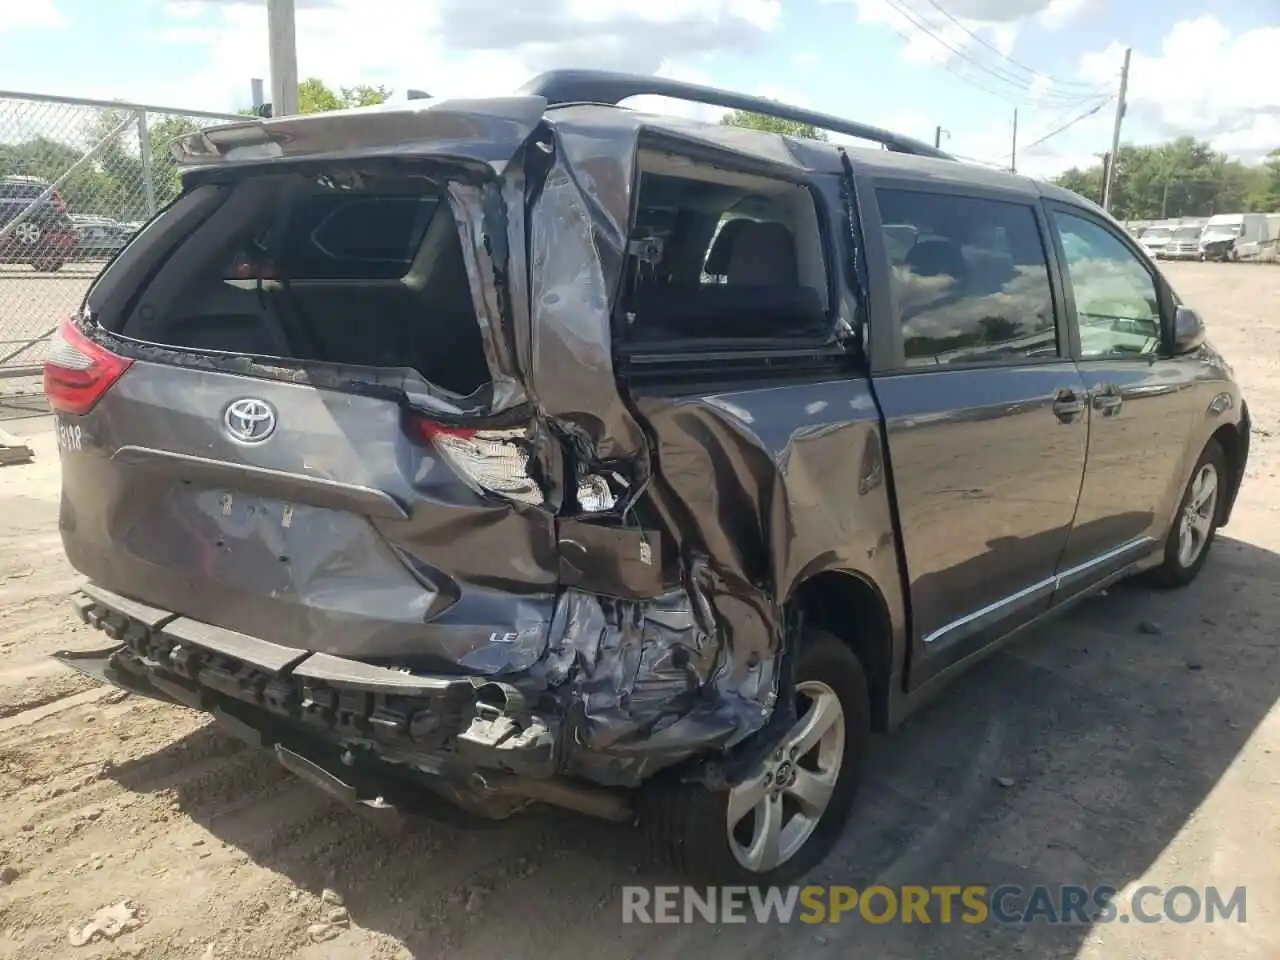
(1052, 388), (1083, 423)
(1092, 384), (1123, 415)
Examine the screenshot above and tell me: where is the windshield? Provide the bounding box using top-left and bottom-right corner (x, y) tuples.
(1172, 227), (1201, 239)
(1205, 223), (1243, 236)
(1144, 228), (1172, 240)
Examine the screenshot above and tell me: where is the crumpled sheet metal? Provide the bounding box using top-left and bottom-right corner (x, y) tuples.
(444, 180), (528, 415)
(526, 123), (648, 468)
(508, 117), (812, 785)
(536, 586), (776, 787)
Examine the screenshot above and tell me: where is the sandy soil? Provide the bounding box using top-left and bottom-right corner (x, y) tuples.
(0, 261), (1277, 959)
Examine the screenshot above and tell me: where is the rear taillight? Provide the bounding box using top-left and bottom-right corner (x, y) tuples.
(51, 191), (67, 215)
(43, 319), (133, 416)
(408, 416), (545, 506)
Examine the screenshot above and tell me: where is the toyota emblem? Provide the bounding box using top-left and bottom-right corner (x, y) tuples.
(223, 397), (277, 443)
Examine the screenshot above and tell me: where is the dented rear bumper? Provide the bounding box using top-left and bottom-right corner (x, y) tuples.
(62, 584), (559, 778)
(60, 580), (771, 800)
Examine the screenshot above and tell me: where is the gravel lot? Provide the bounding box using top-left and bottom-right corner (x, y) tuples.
(0, 261), (1277, 959)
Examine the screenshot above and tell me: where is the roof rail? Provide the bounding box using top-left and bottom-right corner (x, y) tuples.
(518, 69), (954, 161)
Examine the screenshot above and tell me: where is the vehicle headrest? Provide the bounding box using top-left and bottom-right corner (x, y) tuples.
(703, 218), (754, 276)
(726, 221), (798, 287)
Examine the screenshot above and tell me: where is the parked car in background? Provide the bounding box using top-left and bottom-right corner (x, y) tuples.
(47, 71), (1250, 883)
(1163, 225), (1204, 261)
(1138, 224), (1173, 259)
(1200, 213), (1269, 261)
(71, 215), (133, 260)
(0, 175), (78, 271)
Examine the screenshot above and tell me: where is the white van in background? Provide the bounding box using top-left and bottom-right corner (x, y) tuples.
(1199, 213), (1270, 261)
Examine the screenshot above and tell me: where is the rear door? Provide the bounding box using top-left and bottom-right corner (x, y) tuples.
(52, 107), (571, 676)
(865, 183), (1089, 684)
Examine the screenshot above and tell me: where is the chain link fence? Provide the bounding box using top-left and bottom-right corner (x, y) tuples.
(0, 91), (240, 406)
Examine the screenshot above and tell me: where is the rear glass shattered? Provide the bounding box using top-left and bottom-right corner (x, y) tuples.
(108, 168), (494, 401)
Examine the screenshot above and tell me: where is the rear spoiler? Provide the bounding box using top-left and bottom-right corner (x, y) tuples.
(170, 96), (549, 170)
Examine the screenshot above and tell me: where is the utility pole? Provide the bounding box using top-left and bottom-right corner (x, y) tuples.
(1101, 46), (1131, 214)
(934, 125), (950, 149)
(1010, 108), (1018, 174)
(250, 78), (265, 111)
(267, 0), (299, 117)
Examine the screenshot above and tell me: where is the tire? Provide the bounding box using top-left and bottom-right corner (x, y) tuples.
(31, 258), (64, 273)
(1144, 439), (1227, 588)
(640, 627), (870, 884)
(12, 221), (42, 246)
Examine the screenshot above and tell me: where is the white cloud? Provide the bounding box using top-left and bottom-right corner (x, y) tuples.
(0, 0), (66, 33)
(1078, 17), (1280, 161)
(1037, 0), (1103, 31)
(159, 0), (781, 112)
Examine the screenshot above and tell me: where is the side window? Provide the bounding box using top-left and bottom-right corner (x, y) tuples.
(1051, 211), (1161, 359)
(876, 189), (1058, 367)
(618, 161), (830, 348)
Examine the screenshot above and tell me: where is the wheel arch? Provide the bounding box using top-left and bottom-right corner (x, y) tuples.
(1209, 406), (1248, 526)
(787, 569), (896, 733)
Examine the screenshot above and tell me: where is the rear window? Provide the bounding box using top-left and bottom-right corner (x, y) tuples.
(104, 168), (493, 398)
(229, 191), (439, 281)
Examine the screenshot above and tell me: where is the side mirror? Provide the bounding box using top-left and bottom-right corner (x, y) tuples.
(1171, 305), (1206, 354)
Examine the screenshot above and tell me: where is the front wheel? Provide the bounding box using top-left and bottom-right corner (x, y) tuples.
(641, 627), (869, 883)
(1144, 439), (1226, 588)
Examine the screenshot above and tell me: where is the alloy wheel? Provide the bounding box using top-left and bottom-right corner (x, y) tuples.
(725, 679), (845, 873)
(1177, 462), (1218, 568)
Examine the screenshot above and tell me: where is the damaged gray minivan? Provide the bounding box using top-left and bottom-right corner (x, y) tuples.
(50, 71), (1249, 883)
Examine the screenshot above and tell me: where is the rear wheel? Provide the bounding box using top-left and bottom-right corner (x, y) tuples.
(641, 627), (869, 883)
(1145, 439), (1226, 588)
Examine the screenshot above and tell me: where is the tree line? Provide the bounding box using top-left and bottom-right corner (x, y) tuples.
(1053, 138), (1280, 219)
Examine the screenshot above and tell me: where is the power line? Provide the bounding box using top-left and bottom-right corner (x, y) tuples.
(879, 0), (1108, 107)
(917, 0), (1109, 94)
(874, 15), (1036, 106)
(1021, 98), (1112, 152)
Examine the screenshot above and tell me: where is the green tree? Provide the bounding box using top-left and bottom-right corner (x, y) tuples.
(1245, 150), (1280, 212)
(298, 78), (391, 113)
(721, 108), (828, 141)
(1052, 138), (1280, 219)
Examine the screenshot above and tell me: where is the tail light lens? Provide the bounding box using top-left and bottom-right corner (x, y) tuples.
(408, 416), (545, 506)
(51, 191), (68, 215)
(43, 319), (133, 415)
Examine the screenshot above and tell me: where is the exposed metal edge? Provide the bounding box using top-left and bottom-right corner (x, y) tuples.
(0, 89), (242, 121)
(161, 617), (310, 675)
(291, 652), (472, 697)
(80, 583), (180, 631)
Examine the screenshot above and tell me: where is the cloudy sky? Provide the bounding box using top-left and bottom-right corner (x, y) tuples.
(2, 0), (1277, 178)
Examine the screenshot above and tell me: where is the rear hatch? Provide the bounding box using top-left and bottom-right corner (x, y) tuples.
(48, 98), (585, 676)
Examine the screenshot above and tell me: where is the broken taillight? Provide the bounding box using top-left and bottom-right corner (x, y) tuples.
(407, 416), (545, 506)
(43, 319), (133, 416)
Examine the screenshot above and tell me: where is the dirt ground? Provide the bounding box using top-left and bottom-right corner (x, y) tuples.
(1, 261), (1277, 959)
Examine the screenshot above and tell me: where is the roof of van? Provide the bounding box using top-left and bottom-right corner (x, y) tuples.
(174, 89), (1104, 217)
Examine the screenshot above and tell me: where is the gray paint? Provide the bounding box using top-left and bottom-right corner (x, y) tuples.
(58, 91), (1250, 792)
